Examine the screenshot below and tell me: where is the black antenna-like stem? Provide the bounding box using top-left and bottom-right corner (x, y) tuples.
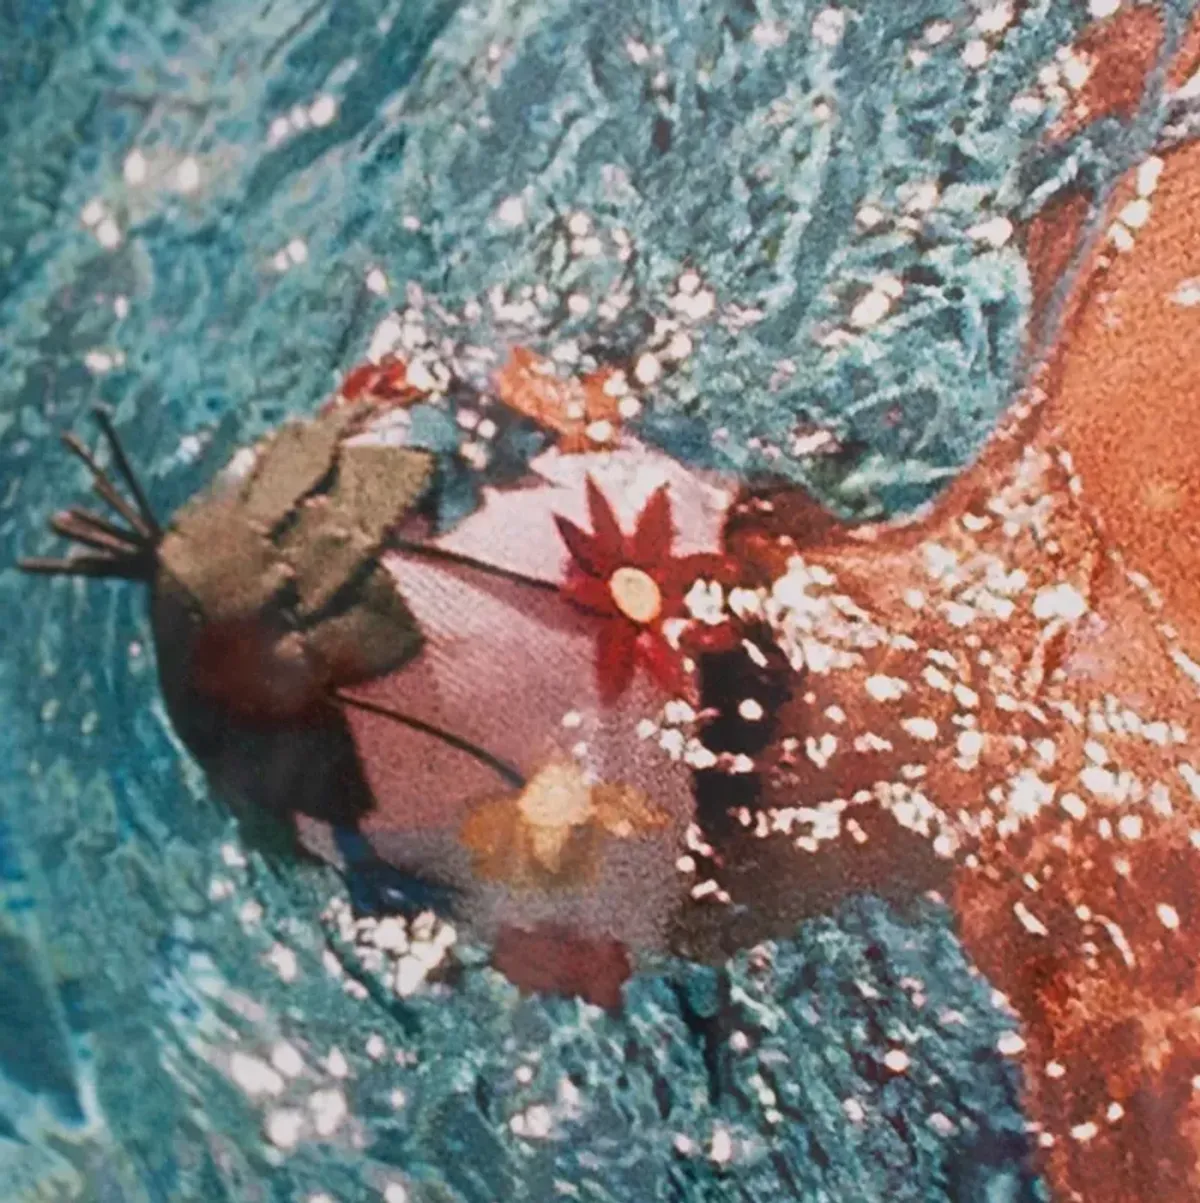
(18, 553), (152, 580)
(333, 690), (527, 790)
(62, 505), (145, 548)
(20, 413), (159, 583)
(60, 432), (152, 540)
(91, 407), (161, 539)
(50, 511), (143, 558)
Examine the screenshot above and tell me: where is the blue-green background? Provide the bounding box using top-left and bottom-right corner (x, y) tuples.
(1, 0), (1194, 1198)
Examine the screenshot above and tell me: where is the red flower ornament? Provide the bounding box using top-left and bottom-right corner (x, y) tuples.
(554, 477), (739, 704)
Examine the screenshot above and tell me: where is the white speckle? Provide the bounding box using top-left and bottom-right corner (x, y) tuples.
(309, 1087), (348, 1137)
(1014, 902), (1049, 937)
(271, 1042), (305, 1079)
(267, 944), (299, 982)
(384, 1185), (409, 1203)
(710, 1125), (734, 1163)
(856, 204), (885, 229)
(123, 150), (148, 185)
(585, 419), (614, 444)
(962, 39), (989, 67)
(812, 8), (845, 47)
(175, 157), (201, 193)
(367, 316), (404, 362)
(865, 674), (908, 703)
(1106, 1101), (1124, 1123)
(1119, 198), (1150, 229)
(265, 1108), (305, 1150)
(1135, 156), (1163, 197)
(1060, 792), (1087, 820)
(902, 717), (938, 741)
(929, 1111), (956, 1136)
(230, 1052), (285, 1097)
(114, 295), (130, 319)
(81, 198), (105, 227)
(997, 1031), (1026, 1056)
(806, 733), (838, 769)
(1109, 222), (1136, 253)
(366, 268), (389, 295)
(751, 18), (788, 48)
(967, 216), (1013, 248)
(1060, 51), (1092, 90)
(1080, 765), (1118, 798)
(1071, 1121), (1099, 1144)
(511, 1104), (554, 1139)
(1032, 583), (1087, 622)
(953, 683), (979, 709)
(957, 730), (984, 760)
(1117, 814), (1143, 840)
(394, 955), (427, 997)
(1009, 771), (1054, 819)
(1170, 278), (1200, 308)
(286, 238), (309, 265)
(325, 1048), (350, 1078)
(975, 2), (1013, 34)
(268, 115), (291, 145)
(616, 395), (642, 422)
(1088, 0), (1121, 17)
(1046, 1061), (1066, 1078)
(96, 217), (122, 249)
(496, 196), (526, 226)
(84, 350), (115, 375)
(366, 1034), (386, 1061)
(634, 352), (663, 385)
(310, 95), (338, 127)
(925, 19), (953, 44)
(843, 1097), (865, 1123)
(849, 288), (894, 329)
(1157, 903), (1180, 930)
(401, 214), (422, 231)
(671, 288), (716, 321)
(924, 666), (953, 692)
(883, 1049), (910, 1073)
(272, 250), (291, 272)
(738, 699), (764, 721)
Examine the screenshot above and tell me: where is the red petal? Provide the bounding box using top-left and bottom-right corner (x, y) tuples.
(636, 629), (694, 701)
(561, 570), (618, 615)
(585, 476), (627, 562)
(493, 923), (631, 1009)
(554, 513), (610, 578)
(595, 619), (637, 705)
(341, 363), (378, 401)
(630, 485), (674, 568)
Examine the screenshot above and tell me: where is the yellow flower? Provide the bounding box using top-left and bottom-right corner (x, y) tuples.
(461, 759), (667, 888)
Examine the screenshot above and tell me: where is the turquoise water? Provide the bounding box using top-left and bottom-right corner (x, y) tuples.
(1, 0), (1193, 1198)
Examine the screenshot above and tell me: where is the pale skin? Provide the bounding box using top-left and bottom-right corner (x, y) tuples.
(677, 134), (1200, 1203)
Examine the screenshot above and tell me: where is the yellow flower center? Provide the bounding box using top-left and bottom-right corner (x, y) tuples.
(608, 566), (663, 624)
(517, 762), (595, 829)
